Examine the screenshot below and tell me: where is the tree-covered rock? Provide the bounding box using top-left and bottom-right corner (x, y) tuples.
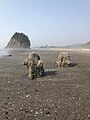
(5, 32), (31, 48)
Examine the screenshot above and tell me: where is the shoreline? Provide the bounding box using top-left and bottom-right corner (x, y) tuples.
(0, 48), (90, 58)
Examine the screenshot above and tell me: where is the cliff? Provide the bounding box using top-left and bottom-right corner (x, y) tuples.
(5, 32), (30, 49)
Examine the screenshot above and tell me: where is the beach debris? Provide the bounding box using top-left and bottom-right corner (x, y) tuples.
(53, 83), (55, 85)
(26, 94), (29, 98)
(44, 108), (50, 116)
(8, 54), (12, 57)
(8, 81), (10, 83)
(35, 111), (39, 115)
(55, 52), (71, 67)
(31, 110), (33, 112)
(23, 52), (44, 80)
(14, 118), (17, 120)
(79, 97), (81, 100)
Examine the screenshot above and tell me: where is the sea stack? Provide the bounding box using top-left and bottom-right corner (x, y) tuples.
(5, 32), (31, 49)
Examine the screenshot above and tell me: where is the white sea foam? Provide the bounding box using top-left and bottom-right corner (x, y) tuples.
(0, 49), (8, 58)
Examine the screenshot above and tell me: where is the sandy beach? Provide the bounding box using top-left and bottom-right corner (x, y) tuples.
(0, 49), (90, 120)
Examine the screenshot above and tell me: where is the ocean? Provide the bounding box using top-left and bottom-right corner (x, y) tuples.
(0, 49), (9, 58)
(0, 48), (31, 58)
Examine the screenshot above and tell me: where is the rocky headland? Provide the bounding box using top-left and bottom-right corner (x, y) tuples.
(5, 32), (30, 49)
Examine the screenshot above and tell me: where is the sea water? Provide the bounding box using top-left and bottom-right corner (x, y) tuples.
(0, 49), (8, 58)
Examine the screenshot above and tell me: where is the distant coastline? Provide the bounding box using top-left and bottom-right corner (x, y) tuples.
(0, 46), (90, 58)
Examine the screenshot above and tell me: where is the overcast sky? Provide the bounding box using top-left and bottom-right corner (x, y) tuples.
(0, 0), (90, 48)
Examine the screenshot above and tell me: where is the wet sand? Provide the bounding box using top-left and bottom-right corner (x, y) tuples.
(0, 49), (90, 120)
